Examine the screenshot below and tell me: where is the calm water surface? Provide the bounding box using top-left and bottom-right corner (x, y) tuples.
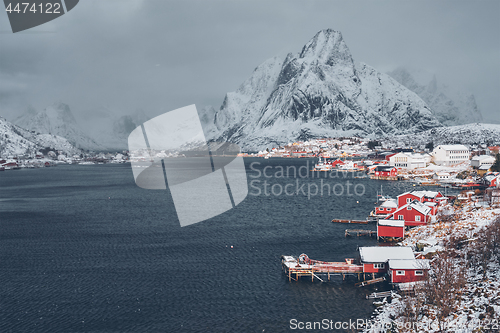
(0, 158), (428, 332)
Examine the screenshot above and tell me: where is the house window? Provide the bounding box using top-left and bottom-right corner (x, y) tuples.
(386, 208), (390, 211)
(415, 270), (424, 276)
(396, 270), (405, 276)
(406, 198), (411, 203)
(416, 216), (421, 221)
(374, 263), (385, 269)
(407, 206), (412, 210)
(398, 215), (404, 220)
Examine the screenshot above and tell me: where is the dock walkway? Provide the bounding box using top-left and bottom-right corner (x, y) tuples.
(345, 229), (376, 237)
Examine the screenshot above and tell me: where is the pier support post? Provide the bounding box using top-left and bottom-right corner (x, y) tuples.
(328, 272), (330, 281)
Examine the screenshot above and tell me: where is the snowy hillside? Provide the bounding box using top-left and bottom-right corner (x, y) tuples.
(382, 123), (500, 148)
(14, 102), (102, 150)
(204, 29), (442, 151)
(0, 116), (81, 157)
(388, 67), (483, 126)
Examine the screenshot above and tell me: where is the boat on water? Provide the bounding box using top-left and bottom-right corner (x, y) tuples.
(313, 157), (333, 171)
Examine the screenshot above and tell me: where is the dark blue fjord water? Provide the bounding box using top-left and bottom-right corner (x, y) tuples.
(0, 158), (424, 333)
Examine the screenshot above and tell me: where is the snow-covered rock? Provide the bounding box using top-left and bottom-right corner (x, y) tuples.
(0, 116), (81, 157)
(205, 29), (442, 151)
(14, 102), (101, 150)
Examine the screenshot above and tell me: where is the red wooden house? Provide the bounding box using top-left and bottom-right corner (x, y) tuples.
(385, 200), (432, 226)
(331, 159), (345, 167)
(387, 259), (430, 283)
(374, 199), (398, 216)
(358, 246), (414, 275)
(1, 160), (18, 170)
(377, 220), (405, 239)
(424, 201), (438, 215)
(397, 191), (443, 210)
(373, 165), (398, 177)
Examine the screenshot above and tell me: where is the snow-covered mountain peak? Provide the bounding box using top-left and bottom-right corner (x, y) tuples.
(298, 29), (350, 64)
(204, 29), (444, 150)
(14, 102), (102, 150)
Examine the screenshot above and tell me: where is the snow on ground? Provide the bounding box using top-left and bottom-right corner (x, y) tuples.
(364, 201), (500, 332)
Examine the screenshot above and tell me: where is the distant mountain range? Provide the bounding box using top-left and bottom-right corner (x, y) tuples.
(0, 116), (81, 157)
(199, 29), (489, 151)
(387, 67), (483, 126)
(2, 29), (493, 153)
(14, 103), (102, 150)
(12, 103), (148, 151)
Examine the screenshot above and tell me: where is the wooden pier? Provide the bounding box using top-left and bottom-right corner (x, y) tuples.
(345, 229), (377, 237)
(355, 276), (386, 287)
(366, 290), (396, 299)
(281, 254), (364, 282)
(332, 219), (370, 224)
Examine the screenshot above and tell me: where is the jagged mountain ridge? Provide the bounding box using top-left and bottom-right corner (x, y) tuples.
(14, 103), (102, 150)
(204, 29), (442, 150)
(0, 116), (81, 157)
(13, 103), (149, 150)
(387, 67), (483, 126)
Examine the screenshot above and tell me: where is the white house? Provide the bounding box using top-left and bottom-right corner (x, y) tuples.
(389, 153), (428, 169)
(432, 145), (470, 166)
(433, 172), (450, 180)
(471, 155), (495, 169)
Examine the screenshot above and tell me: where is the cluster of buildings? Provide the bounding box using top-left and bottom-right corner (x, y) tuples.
(375, 190), (447, 240)
(282, 246), (430, 288)
(0, 151), (128, 171)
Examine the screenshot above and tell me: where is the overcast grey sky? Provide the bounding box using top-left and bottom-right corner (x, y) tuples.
(0, 0), (499, 123)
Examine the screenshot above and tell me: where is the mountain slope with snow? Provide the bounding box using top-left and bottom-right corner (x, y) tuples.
(0, 117), (81, 157)
(14, 103), (102, 150)
(205, 29), (442, 151)
(382, 123), (500, 148)
(388, 67), (483, 126)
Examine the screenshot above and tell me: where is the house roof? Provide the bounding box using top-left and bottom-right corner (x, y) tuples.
(359, 246), (414, 263)
(388, 259), (430, 270)
(436, 144), (469, 151)
(389, 200), (432, 217)
(398, 190), (441, 199)
(472, 155), (495, 161)
(380, 200), (398, 208)
(375, 165), (395, 171)
(378, 220), (405, 227)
